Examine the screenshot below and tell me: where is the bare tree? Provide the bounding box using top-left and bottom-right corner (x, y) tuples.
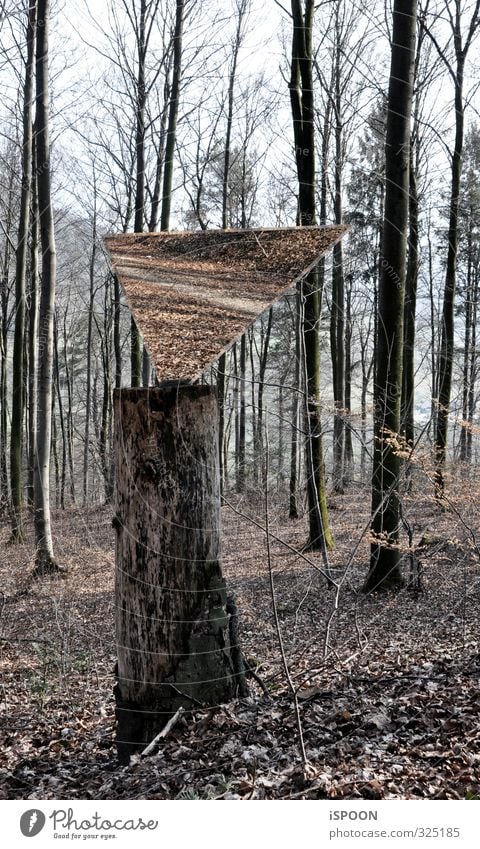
(365, 0), (417, 593)
(420, 0), (480, 497)
(290, 0), (334, 553)
(34, 0), (58, 573)
(10, 0), (36, 542)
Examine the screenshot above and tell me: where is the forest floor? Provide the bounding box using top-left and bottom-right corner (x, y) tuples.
(1, 472), (480, 800)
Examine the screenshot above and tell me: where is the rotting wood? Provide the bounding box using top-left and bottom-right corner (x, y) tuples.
(114, 384), (236, 762)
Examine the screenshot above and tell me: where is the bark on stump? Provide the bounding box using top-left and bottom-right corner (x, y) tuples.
(114, 384), (235, 761)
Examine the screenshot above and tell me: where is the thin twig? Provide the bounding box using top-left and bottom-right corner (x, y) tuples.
(222, 497), (336, 587)
(140, 706), (184, 757)
(264, 411), (308, 765)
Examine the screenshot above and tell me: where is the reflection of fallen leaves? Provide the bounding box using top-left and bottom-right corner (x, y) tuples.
(105, 226), (347, 381)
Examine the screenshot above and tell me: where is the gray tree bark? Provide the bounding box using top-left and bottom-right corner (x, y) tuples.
(289, 0), (334, 553)
(160, 0), (184, 231)
(365, 0), (417, 592)
(10, 0), (36, 542)
(34, 0), (58, 574)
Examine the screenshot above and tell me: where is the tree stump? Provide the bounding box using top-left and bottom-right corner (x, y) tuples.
(113, 384), (235, 761)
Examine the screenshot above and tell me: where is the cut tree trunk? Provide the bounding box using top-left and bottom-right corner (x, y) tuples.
(114, 384), (236, 762)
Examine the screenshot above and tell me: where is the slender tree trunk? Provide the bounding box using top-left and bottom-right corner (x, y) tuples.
(100, 281), (114, 503)
(429, 0), (480, 494)
(401, 142), (419, 451)
(331, 24), (345, 494)
(84, 181), (97, 504)
(365, 0), (416, 592)
(148, 64), (171, 231)
(34, 0), (58, 574)
(434, 63), (463, 495)
(130, 0), (148, 388)
(222, 0), (248, 229)
(134, 0), (147, 234)
(233, 344), (240, 489)
(255, 309), (273, 483)
(10, 1), (36, 542)
(466, 265), (478, 462)
(51, 390), (59, 508)
(218, 3), (248, 485)
(248, 329), (257, 484)
(289, 294), (301, 519)
(113, 273), (122, 390)
(53, 319), (66, 509)
(217, 352), (227, 494)
(160, 0), (184, 231)
(401, 18), (425, 457)
(236, 333), (246, 492)
(459, 233), (472, 461)
(0, 261), (10, 514)
(427, 218), (437, 435)
(289, 0), (333, 553)
(62, 310), (76, 502)
(27, 142), (39, 508)
(344, 276), (353, 477)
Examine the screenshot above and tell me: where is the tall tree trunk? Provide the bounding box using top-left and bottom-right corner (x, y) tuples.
(459, 230), (472, 461)
(217, 352), (227, 494)
(330, 19), (345, 494)
(236, 333), (246, 492)
(255, 308), (273, 483)
(160, 0), (184, 231)
(134, 0), (147, 234)
(53, 318), (66, 509)
(0, 247), (11, 514)
(27, 140), (39, 508)
(401, 17), (425, 456)
(401, 142), (419, 451)
(233, 344), (240, 489)
(10, 1), (36, 542)
(427, 217), (437, 436)
(434, 58), (462, 493)
(34, 0), (58, 574)
(62, 309), (76, 502)
(100, 280), (114, 503)
(222, 0), (248, 229)
(113, 272), (122, 390)
(148, 64), (171, 231)
(289, 294), (301, 519)
(429, 0), (480, 495)
(218, 2), (248, 485)
(466, 265), (478, 462)
(130, 0), (148, 388)
(84, 177), (97, 504)
(289, 0), (333, 554)
(365, 0), (417, 593)
(344, 276), (353, 477)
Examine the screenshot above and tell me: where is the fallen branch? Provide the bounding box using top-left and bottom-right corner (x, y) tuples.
(141, 707), (184, 758)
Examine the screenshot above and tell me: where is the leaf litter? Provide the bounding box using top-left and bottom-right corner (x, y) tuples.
(0, 482), (479, 800)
